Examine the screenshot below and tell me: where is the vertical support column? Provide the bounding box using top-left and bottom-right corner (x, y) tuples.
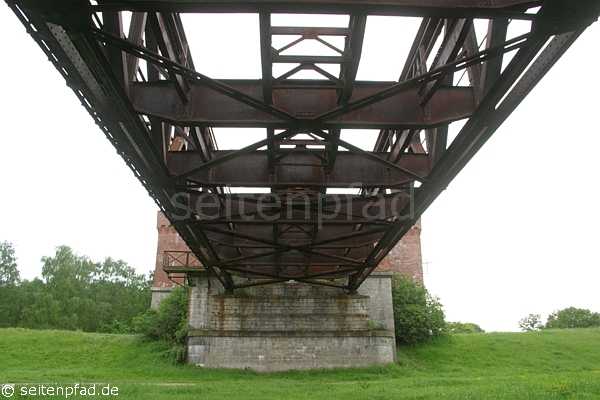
(462, 21), (482, 101)
(145, 23), (167, 163)
(420, 18), (470, 105)
(259, 12), (273, 105)
(426, 66), (452, 165)
(326, 128), (340, 172)
(339, 14), (367, 103)
(148, 12), (189, 102)
(267, 127), (275, 172)
(480, 19), (509, 98)
(102, 11), (129, 91)
(126, 12), (147, 82)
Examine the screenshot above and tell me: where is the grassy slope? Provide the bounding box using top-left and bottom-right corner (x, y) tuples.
(1, 328), (600, 399)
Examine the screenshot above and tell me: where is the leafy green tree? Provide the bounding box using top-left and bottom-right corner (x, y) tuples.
(391, 275), (447, 345)
(545, 307), (600, 329)
(519, 314), (543, 332)
(0, 283), (23, 327)
(0, 241), (20, 286)
(91, 258), (151, 332)
(15, 246), (151, 332)
(0, 241), (22, 327)
(34, 246), (96, 330)
(448, 322), (485, 334)
(20, 279), (62, 329)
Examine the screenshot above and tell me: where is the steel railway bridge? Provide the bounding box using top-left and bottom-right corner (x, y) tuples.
(7, 0), (599, 292)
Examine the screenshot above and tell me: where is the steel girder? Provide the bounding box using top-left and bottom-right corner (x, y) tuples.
(130, 81), (476, 128)
(91, 0), (542, 18)
(168, 151), (430, 187)
(5, 0), (598, 291)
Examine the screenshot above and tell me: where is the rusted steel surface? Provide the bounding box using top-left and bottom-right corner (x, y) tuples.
(130, 81), (476, 128)
(5, 0), (597, 291)
(93, 0), (542, 17)
(167, 151), (430, 187)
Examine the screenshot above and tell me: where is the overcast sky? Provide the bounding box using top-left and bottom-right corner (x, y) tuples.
(0, 8), (598, 331)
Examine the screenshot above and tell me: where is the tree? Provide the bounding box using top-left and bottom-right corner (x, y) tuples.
(91, 257), (151, 332)
(0, 241), (20, 286)
(16, 246), (151, 332)
(391, 275), (447, 345)
(0, 279), (24, 328)
(519, 313), (543, 332)
(448, 322), (485, 334)
(33, 246), (97, 330)
(545, 307), (600, 329)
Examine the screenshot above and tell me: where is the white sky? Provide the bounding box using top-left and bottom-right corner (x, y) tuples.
(0, 8), (598, 331)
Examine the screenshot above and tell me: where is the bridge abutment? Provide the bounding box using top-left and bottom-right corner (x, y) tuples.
(186, 272), (396, 371)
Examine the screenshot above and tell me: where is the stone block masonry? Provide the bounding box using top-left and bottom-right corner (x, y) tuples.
(187, 272), (396, 371)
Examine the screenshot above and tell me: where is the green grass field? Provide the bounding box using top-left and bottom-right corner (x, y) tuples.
(1, 328), (600, 399)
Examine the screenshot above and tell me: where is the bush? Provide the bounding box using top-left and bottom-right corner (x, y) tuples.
(448, 322), (485, 334)
(100, 319), (136, 334)
(133, 286), (189, 363)
(519, 314), (543, 332)
(545, 307), (600, 329)
(133, 309), (159, 339)
(391, 275), (447, 345)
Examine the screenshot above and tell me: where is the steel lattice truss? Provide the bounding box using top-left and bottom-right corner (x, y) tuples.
(6, 0), (598, 292)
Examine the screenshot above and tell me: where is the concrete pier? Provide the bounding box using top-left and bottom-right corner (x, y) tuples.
(186, 272), (396, 371)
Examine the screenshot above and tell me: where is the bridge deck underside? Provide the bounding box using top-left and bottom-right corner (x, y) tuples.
(7, 0), (597, 291)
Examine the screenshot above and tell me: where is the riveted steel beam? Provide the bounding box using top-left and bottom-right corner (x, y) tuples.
(168, 150), (430, 187)
(92, 0), (541, 19)
(130, 81), (476, 129)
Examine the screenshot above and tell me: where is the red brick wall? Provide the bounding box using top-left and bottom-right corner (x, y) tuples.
(376, 220), (423, 283)
(152, 212), (192, 288)
(153, 213), (423, 288)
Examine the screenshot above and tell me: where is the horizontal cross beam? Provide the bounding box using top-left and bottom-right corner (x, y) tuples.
(196, 224), (388, 249)
(179, 193), (411, 221)
(168, 150), (430, 187)
(130, 81), (476, 129)
(92, 0), (540, 19)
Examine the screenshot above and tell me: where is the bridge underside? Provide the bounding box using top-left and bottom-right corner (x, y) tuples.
(8, 0), (598, 291)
